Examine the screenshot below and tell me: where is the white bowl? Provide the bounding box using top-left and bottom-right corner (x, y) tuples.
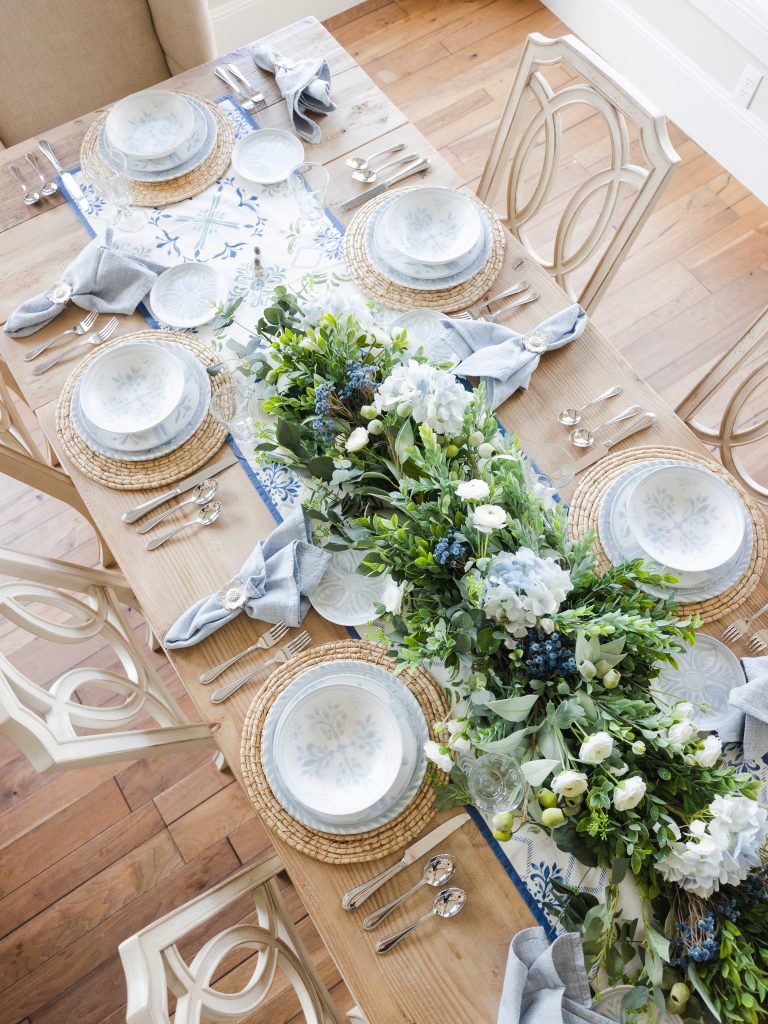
(124, 99), (207, 172)
(79, 342), (187, 436)
(272, 681), (403, 817)
(231, 129), (305, 184)
(384, 186), (483, 264)
(627, 464), (746, 573)
(106, 90), (195, 160)
(149, 264), (222, 329)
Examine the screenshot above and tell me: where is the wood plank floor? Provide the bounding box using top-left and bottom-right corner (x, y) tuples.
(1, 2), (766, 1023)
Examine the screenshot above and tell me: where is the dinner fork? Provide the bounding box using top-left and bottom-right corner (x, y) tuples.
(721, 600), (768, 643)
(226, 63), (266, 112)
(210, 631), (312, 703)
(214, 67), (261, 113)
(748, 629), (768, 654)
(452, 289), (539, 322)
(466, 279), (529, 315)
(32, 316), (118, 374)
(199, 620), (290, 683)
(24, 310), (99, 361)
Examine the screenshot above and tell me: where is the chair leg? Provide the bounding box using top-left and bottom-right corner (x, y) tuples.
(348, 1007), (369, 1024)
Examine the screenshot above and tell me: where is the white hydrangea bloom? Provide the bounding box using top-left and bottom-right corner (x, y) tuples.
(375, 360), (471, 435)
(481, 547), (573, 637)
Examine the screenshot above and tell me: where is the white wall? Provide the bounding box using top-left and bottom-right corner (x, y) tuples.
(208, 0), (356, 52)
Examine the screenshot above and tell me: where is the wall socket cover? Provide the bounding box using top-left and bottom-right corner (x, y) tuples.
(734, 64), (764, 108)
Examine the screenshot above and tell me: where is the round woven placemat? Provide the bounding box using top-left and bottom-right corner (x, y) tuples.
(55, 329), (231, 490)
(80, 95), (234, 207)
(343, 189), (506, 313)
(568, 446), (767, 622)
(240, 640), (449, 864)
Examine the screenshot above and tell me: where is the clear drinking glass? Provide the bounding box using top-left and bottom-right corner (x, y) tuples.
(210, 384), (257, 443)
(92, 146), (147, 232)
(289, 161), (330, 234)
(525, 443), (575, 494)
(467, 754), (526, 814)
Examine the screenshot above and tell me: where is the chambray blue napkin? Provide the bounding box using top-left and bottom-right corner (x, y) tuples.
(252, 44), (336, 144)
(441, 305), (587, 409)
(164, 506), (330, 649)
(718, 657), (768, 762)
(4, 231), (165, 337)
(498, 927), (614, 1024)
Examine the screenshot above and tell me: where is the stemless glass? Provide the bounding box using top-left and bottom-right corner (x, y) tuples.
(467, 753), (526, 815)
(92, 146), (147, 232)
(210, 383), (257, 444)
(289, 161), (329, 234)
(525, 443), (575, 495)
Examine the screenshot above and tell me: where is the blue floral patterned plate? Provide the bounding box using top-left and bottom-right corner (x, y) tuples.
(654, 635), (744, 731)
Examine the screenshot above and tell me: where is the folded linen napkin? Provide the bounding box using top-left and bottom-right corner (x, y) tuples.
(4, 231), (165, 337)
(164, 506), (331, 649)
(718, 656), (768, 762)
(498, 927), (614, 1024)
(440, 305), (587, 409)
(252, 44), (336, 144)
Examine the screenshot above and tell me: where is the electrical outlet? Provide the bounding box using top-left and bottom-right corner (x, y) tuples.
(734, 64), (764, 108)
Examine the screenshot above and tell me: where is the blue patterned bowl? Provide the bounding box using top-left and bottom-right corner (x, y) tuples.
(384, 186), (484, 264)
(106, 90), (196, 160)
(123, 99), (207, 172)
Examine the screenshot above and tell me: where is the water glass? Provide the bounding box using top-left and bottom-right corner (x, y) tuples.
(525, 443), (575, 494)
(210, 384), (257, 444)
(467, 754), (525, 814)
(289, 161), (329, 233)
(92, 146), (147, 232)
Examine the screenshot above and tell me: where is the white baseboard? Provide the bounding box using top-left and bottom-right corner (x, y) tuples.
(540, 0), (768, 205)
(210, 0), (358, 52)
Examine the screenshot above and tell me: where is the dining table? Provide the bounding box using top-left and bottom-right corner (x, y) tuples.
(1, 15), (767, 1024)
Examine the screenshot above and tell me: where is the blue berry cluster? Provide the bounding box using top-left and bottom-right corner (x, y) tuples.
(340, 360), (376, 400)
(313, 381), (336, 442)
(434, 532), (466, 567)
(742, 865), (768, 906)
(524, 629), (576, 679)
(670, 914), (718, 966)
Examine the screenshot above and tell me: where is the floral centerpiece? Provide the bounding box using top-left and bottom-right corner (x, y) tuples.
(218, 288), (768, 1024)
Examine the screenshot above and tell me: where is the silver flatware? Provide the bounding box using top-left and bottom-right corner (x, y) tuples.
(32, 316), (118, 374)
(135, 479), (218, 534)
(336, 158), (430, 211)
(483, 289), (539, 321)
(352, 151), (420, 183)
(226, 63), (266, 111)
(722, 600), (768, 643)
(347, 142), (406, 171)
(748, 629), (768, 653)
(214, 66), (259, 113)
(363, 854), (456, 930)
(121, 453), (238, 523)
(145, 500), (222, 551)
(38, 139), (91, 215)
(467, 279), (529, 315)
(9, 164), (39, 205)
(375, 887), (467, 954)
(558, 385), (622, 426)
(199, 620), (290, 683)
(25, 151), (57, 196)
(569, 403), (643, 449)
(572, 411), (656, 473)
(341, 813), (470, 910)
(210, 630), (311, 703)
(24, 310), (98, 361)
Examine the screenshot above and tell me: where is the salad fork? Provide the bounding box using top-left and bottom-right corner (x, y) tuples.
(32, 316), (118, 374)
(210, 630), (311, 703)
(226, 63), (266, 112)
(214, 66), (261, 113)
(748, 630), (768, 654)
(721, 600), (768, 644)
(24, 310), (98, 361)
(452, 289), (538, 321)
(199, 620), (289, 683)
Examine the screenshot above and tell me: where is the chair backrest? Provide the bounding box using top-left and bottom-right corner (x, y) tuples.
(0, 0), (216, 146)
(119, 855), (347, 1024)
(477, 33), (680, 312)
(0, 545), (213, 771)
(675, 307), (768, 505)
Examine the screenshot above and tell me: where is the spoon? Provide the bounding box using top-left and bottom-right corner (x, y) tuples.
(9, 164), (39, 205)
(363, 854), (456, 931)
(569, 404), (643, 448)
(375, 887), (467, 954)
(145, 501), (222, 550)
(558, 384), (622, 426)
(352, 151), (420, 183)
(135, 480), (218, 534)
(346, 141), (406, 171)
(25, 152), (58, 197)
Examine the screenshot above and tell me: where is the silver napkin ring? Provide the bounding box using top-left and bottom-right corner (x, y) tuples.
(522, 329), (548, 354)
(46, 279), (74, 305)
(217, 577), (248, 610)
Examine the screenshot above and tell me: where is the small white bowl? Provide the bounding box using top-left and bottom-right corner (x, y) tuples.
(124, 101), (207, 172)
(79, 342), (187, 436)
(384, 186), (483, 265)
(106, 90), (195, 160)
(149, 264), (222, 329)
(231, 129), (305, 184)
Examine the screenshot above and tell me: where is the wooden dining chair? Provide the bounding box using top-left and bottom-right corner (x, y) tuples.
(675, 306), (768, 506)
(0, 544), (216, 772)
(119, 854), (368, 1024)
(477, 33), (680, 313)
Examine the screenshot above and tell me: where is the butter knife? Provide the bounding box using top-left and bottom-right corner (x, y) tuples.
(341, 813), (470, 910)
(121, 452), (238, 523)
(337, 157), (431, 211)
(38, 139), (91, 215)
(573, 411), (656, 473)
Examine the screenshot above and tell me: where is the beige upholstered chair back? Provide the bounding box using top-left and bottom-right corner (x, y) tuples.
(0, 0), (216, 147)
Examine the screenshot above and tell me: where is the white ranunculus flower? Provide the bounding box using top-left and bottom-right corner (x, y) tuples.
(345, 426), (369, 452)
(609, 762), (629, 777)
(631, 740), (646, 755)
(470, 504), (507, 534)
(551, 770), (588, 798)
(424, 740), (453, 774)
(676, 702), (695, 720)
(381, 580), (403, 615)
(451, 736), (471, 753)
(668, 721), (695, 744)
(613, 776), (646, 811)
(456, 479), (490, 501)
(579, 731), (614, 764)
(694, 734), (722, 768)
(374, 360), (471, 436)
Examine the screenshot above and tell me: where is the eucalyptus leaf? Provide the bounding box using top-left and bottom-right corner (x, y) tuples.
(520, 758), (560, 786)
(484, 694), (539, 722)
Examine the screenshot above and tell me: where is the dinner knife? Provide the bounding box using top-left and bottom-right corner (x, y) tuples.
(341, 812), (470, 910)
(121, 452), (238, 524)
(573, 410), (656, 474)
(38, 139), (91, 215)
(337, 157), (431, 212)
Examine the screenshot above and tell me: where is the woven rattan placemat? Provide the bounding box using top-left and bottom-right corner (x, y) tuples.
(80, 95), (234, 207)
(343, 189), (506, 313)
(55, 329), (231, 490)
(568, 446), (767, 622)
(240, 640), (449, 864)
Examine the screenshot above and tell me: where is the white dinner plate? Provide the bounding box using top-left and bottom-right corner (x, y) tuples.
(309, 548), (392, 626)
(149, 264), (223, 329)
(231, 129), (304, 184)
(653, 635), (745, 731)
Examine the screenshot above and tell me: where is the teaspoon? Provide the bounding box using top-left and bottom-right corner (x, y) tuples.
(363, 854), (456, 930)
(569, 404), (643, 449)
(135, 479), (218, 534)
(352, 151), (420, 183)
(25, 152), (58, 197)
(375, 887), (467, 954)
(346, 141), (406, 171)
(9, 164), (39, 205)
(145, 501), (222, 550)
(558, 384), (621, 426)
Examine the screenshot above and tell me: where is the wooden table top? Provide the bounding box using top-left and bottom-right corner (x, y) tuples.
(2, 16), (766, 1024)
